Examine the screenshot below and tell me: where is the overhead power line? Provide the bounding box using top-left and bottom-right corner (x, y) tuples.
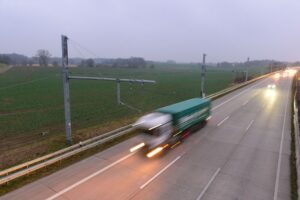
(61, 35), (156, 144)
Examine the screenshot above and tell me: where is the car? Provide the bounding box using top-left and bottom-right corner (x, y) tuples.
(267, 84), (276, 89)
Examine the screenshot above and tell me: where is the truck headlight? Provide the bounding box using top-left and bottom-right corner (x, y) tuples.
(130, 143), (145, 152)
(146, 147), (164, 158)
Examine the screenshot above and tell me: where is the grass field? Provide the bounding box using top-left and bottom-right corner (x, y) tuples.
(0, 64), (269, 168)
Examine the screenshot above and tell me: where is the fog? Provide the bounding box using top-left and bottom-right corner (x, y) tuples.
(1, 0), (299, 62)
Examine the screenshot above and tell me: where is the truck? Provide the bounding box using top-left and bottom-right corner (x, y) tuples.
(130, 98), (211, 157)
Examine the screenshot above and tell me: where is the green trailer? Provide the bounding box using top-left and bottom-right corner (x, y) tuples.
(157, 98), (211, 133)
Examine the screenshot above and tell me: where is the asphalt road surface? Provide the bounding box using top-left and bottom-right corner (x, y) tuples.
(1, 73), (293, 200)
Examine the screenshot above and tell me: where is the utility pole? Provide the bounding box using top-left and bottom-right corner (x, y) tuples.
(271, 63), (273, 73)
(200, 53), (206, 98)
(232, 63), (239, 83)
(245, 57), (249, 82)
(116, 79), (121, 104)
(61, 35), (72, 145)
(60, 35), (155, 145)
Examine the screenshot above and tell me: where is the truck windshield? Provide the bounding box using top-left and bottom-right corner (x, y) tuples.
(139, 128), (160, 136)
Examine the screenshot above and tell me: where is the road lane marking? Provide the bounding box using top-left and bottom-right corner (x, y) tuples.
(245, 120), (254, 132)
(196, 168), (221, 200)
(45, 152), (136, 200)
(212, 79), (268, 111)
(273, 80), (290, 200)
(217, 116), (229, 127)
(242, 100), (249, 106)
(139, 156), (181, 189)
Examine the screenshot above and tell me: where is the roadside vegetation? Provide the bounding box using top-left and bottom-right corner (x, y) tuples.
(290, 73), (298, 200)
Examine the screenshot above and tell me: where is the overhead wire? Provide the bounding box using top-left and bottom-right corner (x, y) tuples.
(69, 38), (99, 59)
(67, 37), (154, 113)
(69, 41), (87, 59)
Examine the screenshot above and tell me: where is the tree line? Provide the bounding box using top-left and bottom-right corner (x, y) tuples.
(0, 50), (150, 68)
(216, 60), (287, 68)
(80, 57), (147, 68)
(0, 50), (52, 67)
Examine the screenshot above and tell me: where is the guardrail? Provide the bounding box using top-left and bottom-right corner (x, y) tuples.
(0, 127), (133, 185)
(206, 71), (275, 100)
(0, 125), (133, 184)
(0, 71), (277, 185)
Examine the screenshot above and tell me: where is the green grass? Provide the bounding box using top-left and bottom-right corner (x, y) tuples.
(0, 64), (269, 168)
(0, 66), (230, 136)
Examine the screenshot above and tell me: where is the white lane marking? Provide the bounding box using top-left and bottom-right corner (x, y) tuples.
(140, 156), (181, 189)
(243, 100), (249, 106)
(245, 120), (254, 132)
(273, 81), (290, 200)
(196, 168), (221, 200)
(217, 116), (229, 127)
(212, 79), (268, 111)
(46, 152), (136, 200)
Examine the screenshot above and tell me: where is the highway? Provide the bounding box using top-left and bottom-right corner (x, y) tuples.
(1, 73), (293, 200)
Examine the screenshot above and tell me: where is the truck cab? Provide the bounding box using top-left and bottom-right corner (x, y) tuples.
(134, 112), (172, 149)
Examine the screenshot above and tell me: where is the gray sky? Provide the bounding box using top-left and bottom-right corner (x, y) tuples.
(1, 0), (300, 62)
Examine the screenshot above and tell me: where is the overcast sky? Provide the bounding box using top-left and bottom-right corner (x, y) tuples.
(0, 0), (300, 62)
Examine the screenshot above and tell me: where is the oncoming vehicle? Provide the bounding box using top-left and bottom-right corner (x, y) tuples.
(130, 98), (211, 158)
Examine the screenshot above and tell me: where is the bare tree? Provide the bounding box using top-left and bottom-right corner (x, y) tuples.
(79, 58), (95, 67)
(85, 58), (95, 67)
(52, 61), (59, 67)
(36, 49), (51, 67)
